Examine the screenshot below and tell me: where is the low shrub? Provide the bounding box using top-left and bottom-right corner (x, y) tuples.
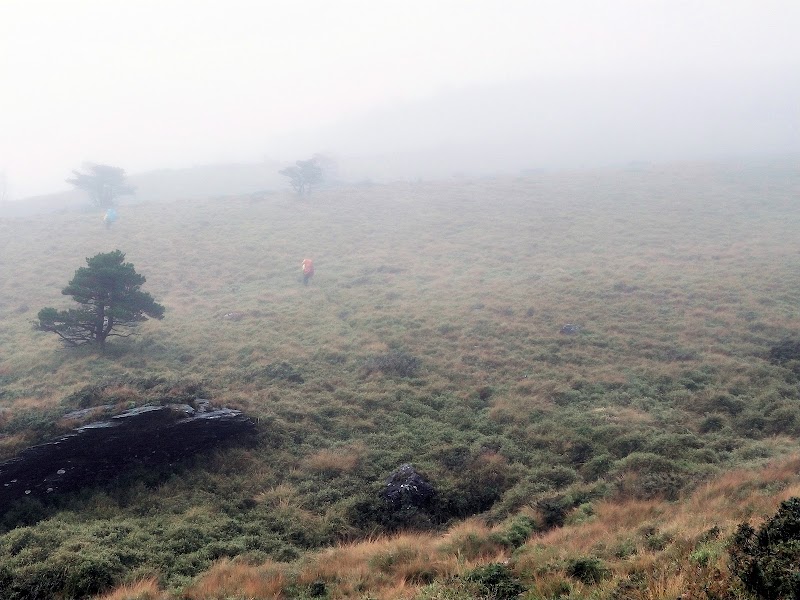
(0, 547), (125, 600)
(641, 526), (672, 552)
(362, 351), (420, 377)
(607, 433), (647, 459)
(415, 579), (487, 600)
(463, 563), (525, 600)
(566, 557), (610, 584)
(699, 413), (727, 433)
(581, 453), (613, 481)
(612, 453), (689, 500)
(530, 465), (579, 489)
(612, 538), (637, 558)
(536, 497), (569, 529)
(768, 340), (800, 365)
(729, 496), (800, 599)
(489, 515), (538, 549)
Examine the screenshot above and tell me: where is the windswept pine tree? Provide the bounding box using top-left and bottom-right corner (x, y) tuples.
(37, 250), (164, 350)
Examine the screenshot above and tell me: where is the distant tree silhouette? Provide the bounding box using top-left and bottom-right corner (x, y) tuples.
(279, 156), (324, 196)
(66, 163), (135, 209)
(37, 250), (164, 350)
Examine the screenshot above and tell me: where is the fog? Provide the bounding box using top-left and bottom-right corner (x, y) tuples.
(1, 1), (798, 201)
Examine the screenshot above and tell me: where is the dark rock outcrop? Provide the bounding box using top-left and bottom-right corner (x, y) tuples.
(0, 403), (255, 508)
(381, 463), (435, 510)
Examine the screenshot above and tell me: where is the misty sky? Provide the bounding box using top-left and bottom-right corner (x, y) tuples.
(1, 0), (799, 199)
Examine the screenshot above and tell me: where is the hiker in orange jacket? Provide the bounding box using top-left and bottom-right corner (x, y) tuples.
(301, 258), (314, 285)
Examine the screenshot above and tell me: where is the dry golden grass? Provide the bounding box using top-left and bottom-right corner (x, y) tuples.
(93, 578), (169, 600)
(301, 442), (366, 474)
(125, 446), (800, 600)
(178, 521), (513, 600)
(254, 483), (300, 509)
(0, 431), (31, 454)
(515, 453), (800, 599)
(436, 518), (510, 562)
(181, 559), (288, 599)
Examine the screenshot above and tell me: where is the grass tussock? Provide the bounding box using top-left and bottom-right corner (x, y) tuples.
(94, 578), (168, 600)
(302, 442), (366, 474)
(181, 559), (288, 599)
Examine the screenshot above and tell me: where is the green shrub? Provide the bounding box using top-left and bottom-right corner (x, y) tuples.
(309, 579), (327, 597)
(369, 545), (418, 573)
(607, 433), (647, 459)
(566, 438), (595, 466)
(645, 432), (703, 457)
(416, 579), (486, 600)
(531, 465), (579, 488)
(0, 498), (48, 531)
(734, 411), (769, 438)
(536, 497), (568, 529)
(729, 497), (800, 599)
(63, 551), (124, 598)
(0, 547), (124, 600)
(611, 574), (645, 599)
(489, 515), (538, 549)
(580, 453), (613, 481)
(641, 526), (672, 551)
(763, 405), (800, 435)
(564, 502), (595, 526)
(463, 562), (525, 599)
(689, 543), (720, 567)
(705, 394), (745, 416)
(612, 453), (689, 500)
(768, 340), (800, 365)
(613, 538), (637, 558)
(566, 557), (610, 584)
(699, 413), (726, 433)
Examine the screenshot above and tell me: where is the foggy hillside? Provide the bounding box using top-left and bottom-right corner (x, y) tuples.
(3, 2), (800, 203)
(3, 66), (798, 217)
(310, 67), (800, 181)
(4, 3), (800, 597)
(3, 159), (800, 598)
(131, 161), (285, 202)
(0, 161), (284, 217)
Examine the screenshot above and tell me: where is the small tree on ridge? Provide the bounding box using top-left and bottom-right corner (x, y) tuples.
(279, 156), (324, 196)
(37, 250), (164, 350)
(67, 163), (135, 209)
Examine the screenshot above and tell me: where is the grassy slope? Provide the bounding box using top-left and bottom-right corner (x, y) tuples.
(0, 158), (799, 598)
(109, 454), (800, 600)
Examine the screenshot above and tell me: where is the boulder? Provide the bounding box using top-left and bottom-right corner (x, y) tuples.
(381, 463), (435, 510)
(0, 403), (255, 508)
(560, 323), (580, 335)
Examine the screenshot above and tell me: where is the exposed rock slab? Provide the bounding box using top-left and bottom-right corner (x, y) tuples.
(0, 403), (255, 508)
